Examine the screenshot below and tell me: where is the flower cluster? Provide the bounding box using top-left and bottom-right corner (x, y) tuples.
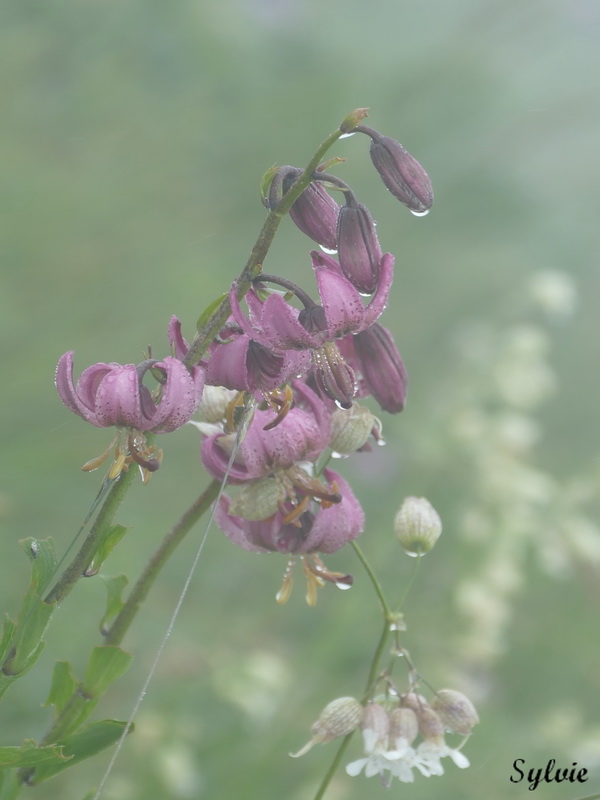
(54, 120), (432, 599)
(294, 689), (478, 786)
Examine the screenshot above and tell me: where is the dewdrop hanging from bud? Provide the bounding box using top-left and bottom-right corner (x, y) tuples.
(431, 689), (480, 735)
(394, 496), (442, 556)
(290, 697), (363, 757)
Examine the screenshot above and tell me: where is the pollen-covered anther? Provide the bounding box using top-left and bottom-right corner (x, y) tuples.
(304, 554), (353, 590)
(281, 495), (311, 526)
(81, 435), (119, 472)
(225, 391), (250, 433)
(276, 558), (295, 605)
(262, 384), (294, 430)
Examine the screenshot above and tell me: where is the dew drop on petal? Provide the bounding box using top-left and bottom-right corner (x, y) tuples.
(320, 246), (338, 255)
(410, 209), (430, 217)
(335, 581), (352, 590)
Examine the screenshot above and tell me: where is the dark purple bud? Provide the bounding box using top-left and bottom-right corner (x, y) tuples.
(312, 342), (357, 410)
(358, 126), (433, 214)
(283, 171), (340, 251)
(352, 323), (408, 413)
(337, 197), (383, 295)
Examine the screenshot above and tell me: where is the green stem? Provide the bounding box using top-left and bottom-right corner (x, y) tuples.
(350, 541), (391, 618)
(182, 123), (349, 369)
(104, 479), (221, 646)
(311, 733), (354, 800)
(44, 467), (138, 606)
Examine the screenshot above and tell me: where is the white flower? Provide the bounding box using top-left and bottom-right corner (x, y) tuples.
(346, 728), (413, 781)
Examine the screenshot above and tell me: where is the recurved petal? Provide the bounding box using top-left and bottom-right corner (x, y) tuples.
(312, 253), (365, 338)
(361, 253), (394, 329)
(167, 315), (190, 359)
(302, 470), (364, 553)
(91, 364), (144, 428)
(149, 357), (204, 433)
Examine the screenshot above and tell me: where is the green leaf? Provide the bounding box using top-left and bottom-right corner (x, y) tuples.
(0, 617), (16, 666)
(19, 538), (58, 595)
(196, 293), (228, 331)
(82, 646), (132, 699)
(44, 662), (79, 718)
(2, 596), (53, 676)
(84, 525), (129, 577)
(259, 163), (280, 206)
(30, 720), (133, 784)
(0, 539), (58, 686)
(0, 740), (67, 770)
(99, 574), (128, 634)
(0, 768), (19, 800)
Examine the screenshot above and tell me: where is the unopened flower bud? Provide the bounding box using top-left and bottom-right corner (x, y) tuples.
(389, 707), (419, 746)
(431, 689), (480, 735)
(290, 697), (363, 757)
(394, 496), (442, 556)
(356, 126), (433, 214)
(312, 342), (357, 409)
(330, 404), (377, 454)
(228, 478), (281, 521)
(352, 324), (407, 413)
(415, 705), (445, 744)
(360, 702), (390, 741)
(284, 172), (340, 251)
(337, 197), (383, 295)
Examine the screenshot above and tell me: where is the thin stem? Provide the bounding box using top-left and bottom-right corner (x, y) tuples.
(362, 618), (391, 700)
(44, 466), (138, 606)
(311, 733), (354, 800)
(104, 479), (221, 646)
(182, 123), (349, 369)
(350, 540), (391, 618)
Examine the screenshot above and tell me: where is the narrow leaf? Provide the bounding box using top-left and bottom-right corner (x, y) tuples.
(18, 538), (58, 595)
(0, 740), (67, 769)
(44, 662), (79, 718)
(30, 720), (133, 784)
(84, 525), (128, 577)
(82, 646), (132, 699)
(196, 293), (228, 331)
(98, 575), (128, 634)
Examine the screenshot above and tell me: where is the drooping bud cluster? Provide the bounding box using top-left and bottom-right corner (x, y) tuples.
(292, 687), (477, 785)
(344, 690), (476, 785)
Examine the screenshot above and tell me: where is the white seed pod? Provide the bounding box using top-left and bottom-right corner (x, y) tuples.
(290, 697), (363, 758)
(394, 496), (442, 556)
(431, 689), (480, 735)
(330, 404), (377, 454)
(196, 385), (238, 423)
(228, 478), (281, 521)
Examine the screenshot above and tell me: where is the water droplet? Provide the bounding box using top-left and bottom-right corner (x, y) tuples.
(339, 132), (356, 139)
(320, 246), (338, 255)
(410, 209), (430, 217)
(335, 581), (352, 590)
(330, 450), (349, 460)
(403, 549), (424, 558)
(377, 438), (387, 447)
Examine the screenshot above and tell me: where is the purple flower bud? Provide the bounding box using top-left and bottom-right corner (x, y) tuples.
(342, 323), (407, 413)
(283, 171), (340, 251)
(311, 341), (357, 410)
(55, 352), (204, 433)
(337, 197), (383, 294)
(357, 126), (433, 214)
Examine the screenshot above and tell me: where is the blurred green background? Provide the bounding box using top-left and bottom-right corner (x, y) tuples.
(2, 0), (599, 798)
